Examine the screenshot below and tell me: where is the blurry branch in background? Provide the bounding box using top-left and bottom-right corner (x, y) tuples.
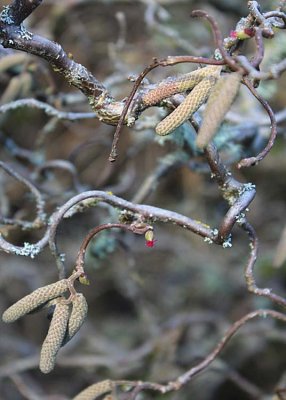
(122, 310), (286, 400)
(0, 98), (96, 120)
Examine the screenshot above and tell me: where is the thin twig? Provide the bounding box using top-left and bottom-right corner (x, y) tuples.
(0, 99), (96, 121)
(126, 310), (286, 399)
(238, 79), (277, 168)
(0, 161), (46, 229)
(240, 220), (286, 308)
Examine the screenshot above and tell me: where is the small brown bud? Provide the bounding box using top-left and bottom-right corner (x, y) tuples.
(39, 300), (70, 374)
(2, 279), (69, 323)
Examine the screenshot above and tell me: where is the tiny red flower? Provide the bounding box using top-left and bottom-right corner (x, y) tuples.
(145, 239), (157, 248)
(145, 229), (157, 248)
(230, 30), (237, 38)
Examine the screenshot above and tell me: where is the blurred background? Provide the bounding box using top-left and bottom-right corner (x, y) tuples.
(0, 0), (286, 399)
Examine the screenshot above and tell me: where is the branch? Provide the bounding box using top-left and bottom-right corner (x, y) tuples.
(240, 220), (286, 308)
(238, 79), (277, 168)
(125, 309), (286, 399)
(6, 0), (43, 25)
(0, 98), (96, 120)
(0, 161), (46, 230)
(0, 2), (122, 123)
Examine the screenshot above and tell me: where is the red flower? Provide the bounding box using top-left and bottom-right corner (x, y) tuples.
(145, 239), (157, 248)
(145, 229), (157, 248)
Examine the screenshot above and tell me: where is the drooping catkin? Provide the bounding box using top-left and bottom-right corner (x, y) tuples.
(155, 76), (217, 136)
(142, 65), (221, 106)
(196, 72), (242, 149)
(72, 380), (113, 400)
(39, 300), (70, 374)
(62, 293), (88, 346)
(2, 279), (69, 323)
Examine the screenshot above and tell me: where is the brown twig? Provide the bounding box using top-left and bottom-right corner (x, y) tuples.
(75, 222), (152, 274)
(240, 220), (286, 308)
(190, 10), (241, 72)
(125, 309), (286, 399)
(238, 78), (277, 168)
(47, 190), (217, 277)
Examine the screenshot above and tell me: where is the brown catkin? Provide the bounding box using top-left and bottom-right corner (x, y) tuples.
(62, 293), (88, 346)
(196, 72), (242, 149)
(72, 380), (113, 400)
(39, 300), (70, 374)
(2, 279), (69, 323)
(142, 65), (221, 106)
(155, 76), (217, 136)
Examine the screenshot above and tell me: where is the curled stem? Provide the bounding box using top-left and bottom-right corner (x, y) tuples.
(238, 79), (277, 168)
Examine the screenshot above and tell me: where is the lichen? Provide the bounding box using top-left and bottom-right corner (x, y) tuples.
(18, 24), (33, 40)
(0, 5), (14, 25)
(238, 182), (256, 196)
(222, 234), (232, 248)
(14, 242), (41, 258)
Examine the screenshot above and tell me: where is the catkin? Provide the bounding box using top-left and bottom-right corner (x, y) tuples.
(2, 279), (69, 323)
(155, 76), (217, 136)
(196, 72), (242, 149)
(39, 300), (70, 374)
(62, 293), (88, 346)
(72, 380), (113, 400)
(142, 65), (221, 106)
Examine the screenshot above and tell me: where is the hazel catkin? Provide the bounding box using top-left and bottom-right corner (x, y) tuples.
(2, 279), (69, 323)
(62, 293), (88, 346)
(72, 380), (113, 400)
(39, 300), (70, 373)
(155, 76), (217, 136)
(142, 65), (221, 107)
(196, 72), (242, 149)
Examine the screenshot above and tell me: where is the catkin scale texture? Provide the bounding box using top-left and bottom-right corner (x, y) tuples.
(62, 293), (88, 346)
(196, 72), (241, 148)
(155, 76), (216, 136)
(142, 65), (221, 106)
(39, 301), (70, 373)
(2, 279), (69, 323)
(72, 380), (112, 400)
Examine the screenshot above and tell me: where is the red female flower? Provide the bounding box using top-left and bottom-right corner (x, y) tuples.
(145, 230), (157, 248)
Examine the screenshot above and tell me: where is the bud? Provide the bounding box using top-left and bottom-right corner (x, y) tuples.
(145, 230), (154, 241)
(231, 28), (255, 40)
(145, 229), (157, 248)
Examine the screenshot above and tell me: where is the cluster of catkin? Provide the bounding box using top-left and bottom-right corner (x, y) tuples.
(142, 65), (242, 148)
(2, 278), (88, 373)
